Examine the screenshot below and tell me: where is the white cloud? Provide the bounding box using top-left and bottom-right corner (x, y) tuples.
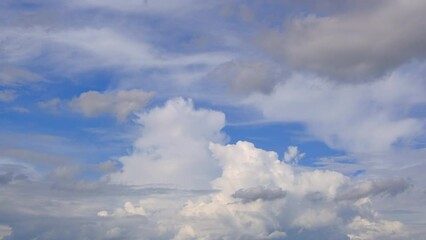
(283, 146), (305, 164)
(246, 64), (426, 154)
(0, 26), (233, 85)
(98, 201), (146, 217)
(70, 89), (154, 121)
(347, 216), (404, 240)
(176, 141), (402, 239)
(110, 98), (227, 188)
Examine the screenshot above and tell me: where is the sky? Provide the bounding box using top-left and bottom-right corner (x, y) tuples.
(0, 0), (426, 239)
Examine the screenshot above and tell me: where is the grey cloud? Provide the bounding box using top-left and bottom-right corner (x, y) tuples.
(69, 89), (154, 121)
(261, 0), (426, 81)
(0, 65), (42, 87)
(336, 179), (411, 201)
(208, 60), (283, 95)
(232, 186), (286, 203)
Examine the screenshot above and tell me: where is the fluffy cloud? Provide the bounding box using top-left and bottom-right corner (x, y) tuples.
(176, 141), (403, 239)
(261, 0), (426, 80)
(110, 98), (227, 188)
(246, 64), (426, 154)
(283, 146), (305, 164)
(70, 89), (154, 121)
(0, 101), (413, 239)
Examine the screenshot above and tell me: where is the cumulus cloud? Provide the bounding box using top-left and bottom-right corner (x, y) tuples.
(261, 0), (426, 80)
(0, 105), (411, 239)
(70, 89), (154, 121)
(110, 98), (227, 188)
(246, 64), (426, 154)
(176, 141), (403, 239)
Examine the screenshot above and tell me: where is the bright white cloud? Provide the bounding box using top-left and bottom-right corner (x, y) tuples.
(246, 64), (426, 154)
(70, 89), (154, 121)
(347, 216), (404, 240)
(175, 141), (402, 239)
(110, 98), (227, 188)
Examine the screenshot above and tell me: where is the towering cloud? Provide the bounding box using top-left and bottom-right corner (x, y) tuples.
(110, 98), (226, 188)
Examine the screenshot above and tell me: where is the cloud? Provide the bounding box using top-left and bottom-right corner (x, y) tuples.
(0, 124), (411, 239)
(9, 106), (30, 113)
(0, 162), (32, 185)
(246, 64), (426, 154)
(283, 146), (305, 164)
(110, 98), (227, 188)
(260, 0), (426, 80)
(208, 60), (283, 95)
(177, 141), (403, 239)
(37, 98), (61, 111)
(0, 26), (233, 85)
(347, 216), (404, 240)
(232, 186), (286, 203)
(70, 89), (154, 121)
(337, 179), (411, 201)
(69, 0), (212, 15)
(0, 225), (12, 240)
(98, 201), (146, 217)
(0, 90), (17, 102)
(0, 65), (42, 87)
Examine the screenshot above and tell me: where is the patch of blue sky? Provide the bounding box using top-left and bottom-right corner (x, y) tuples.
(224, 122), (346, 167)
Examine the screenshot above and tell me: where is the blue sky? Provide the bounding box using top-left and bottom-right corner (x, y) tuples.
(1, 0), (426, 239)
